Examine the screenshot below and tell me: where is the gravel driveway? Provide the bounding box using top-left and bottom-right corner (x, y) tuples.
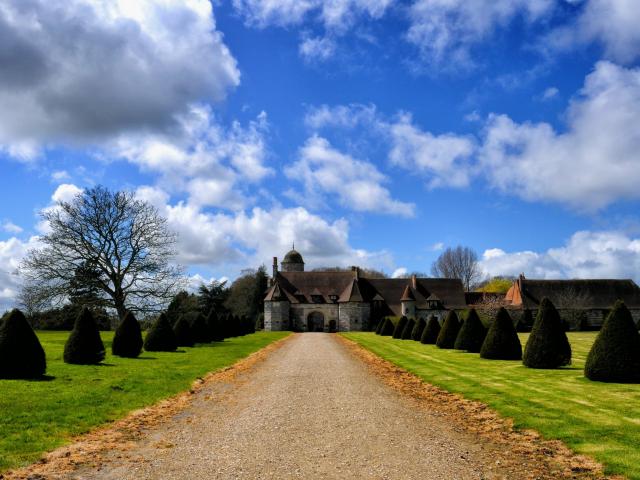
(70, 333), (537, 479)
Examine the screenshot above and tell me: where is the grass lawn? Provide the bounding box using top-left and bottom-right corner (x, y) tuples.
(0, 330), (289, 472)
(343, 332), (640, 480)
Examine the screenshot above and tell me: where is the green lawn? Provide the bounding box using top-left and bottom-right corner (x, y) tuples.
(0, 330), (289, 472)
(343, 332), (640, 480)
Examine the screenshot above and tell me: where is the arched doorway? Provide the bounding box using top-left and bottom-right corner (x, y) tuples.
(307, 312), (325, 332)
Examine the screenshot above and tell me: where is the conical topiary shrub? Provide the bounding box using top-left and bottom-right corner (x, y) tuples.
(412, 317), (426, 341)
(436, 311), (461, 349)
(480, 308), (522, 360)
(207, 310), (225, 342)
(64, 307), (105, 364)
(401, 318), (416, 340)
(0, 309), (46, 378)
(112, 311), (143, 358)
(454, 309), (487, 352)
(189, 312), (210, 343)
(380, 317), (395, 336)
(173, 315), (195, 347)
(392, 316), (408, 339)
(516, 309), (533, 332)
(144, 313), (178, 352)
(375, 319), (383, 334)
(585, 301), (640, 383)
(420, 316), (441, 344)
(523, 298), (571, 368)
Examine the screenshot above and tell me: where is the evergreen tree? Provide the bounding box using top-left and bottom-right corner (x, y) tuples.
(412, 317), (426, 341)
(420, 316), (441, 344)
(380, 317), (395, 336)
(436, 311), (461, 349)
(112, 311), (143, 358)
(585, 301), (640, 383)
(523, 298), (572, 368)
(144, 313), (178, 352)
(188, 312), (210, 343)
(173, 315), (194, 347)
(401, 319), (416, 340)
(207, 310), (225, 342)
(0, 309), (46, 378)
(392, 316), (408, 339)
(480, 308), (522, 360)
(516, 309), (534, 332)
(64, 307), (105, 364)
(454, 309), (486, 352)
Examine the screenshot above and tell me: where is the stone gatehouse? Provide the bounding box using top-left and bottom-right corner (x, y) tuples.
(263, 248), (467, 332)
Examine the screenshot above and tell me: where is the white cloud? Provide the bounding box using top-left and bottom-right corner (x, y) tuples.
(233, 0), (392, 30)
(299, 35), (337, 62)
(50, 170), (71, 182)
(431, 242), (444, 251)
(1, 221), (23, 234)
(114, 105), (272, 209)
(51, 184), (83, 204)
(547, 0), (640, 64)
(480, 61), (640, 210)
(480, 230), (640, 282)
(0, 0), (239, 158)
(541, 86), (559, 100)
(388, 113), (476, 188)
(391, 267), (408, 278)
(406, 0), (554, 68)
(305, 103), (379, 130)
(286, 135), (415, 216)
(0, 236), (40, 312)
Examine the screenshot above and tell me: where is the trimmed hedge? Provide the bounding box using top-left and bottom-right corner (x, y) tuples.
(189, 312), (210, 343)
(379, 317), (395, 336)
(0, 309), (46, 378)
(436, 311), (461, 349)
(454, 308), (486, 352)
(144, 313), (178, 352)
(412, 317), (426, 341)
(173, 315), (195, 347)
(480, 307), (522, 360)
(207, 310), (225, 342)
(111, 311), (143, 358)
(420, 316), (441, 344)
(523, 298), (571, 369)
(584, 300), (640, 383)
(64, 307), (105, 365)
(401, 319), (416, 340)
(393, 316), (408, 339)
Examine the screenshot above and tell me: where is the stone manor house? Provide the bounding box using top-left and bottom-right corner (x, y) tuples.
(263, 248), (467, 332)
(263, 248), (640, 332)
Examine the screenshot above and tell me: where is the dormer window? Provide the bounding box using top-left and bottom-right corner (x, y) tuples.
(312, 295), (324, 304)
(329, 294), (338, 303)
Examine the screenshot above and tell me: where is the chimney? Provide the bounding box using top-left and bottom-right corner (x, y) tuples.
(272, 257), (278, 279)
(411, 274), (417, 290)
(351, 266), (359, 280)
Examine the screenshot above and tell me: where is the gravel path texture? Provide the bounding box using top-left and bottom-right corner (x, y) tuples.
(66, 333), (574, 479)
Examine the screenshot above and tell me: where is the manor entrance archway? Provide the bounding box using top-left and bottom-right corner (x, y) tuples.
(307, 312), (325, 332)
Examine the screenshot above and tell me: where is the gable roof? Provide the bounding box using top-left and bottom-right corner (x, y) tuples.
(513, 278), (640, 309)
(400, 285), (415, 301)
(339, 279), (364, 302)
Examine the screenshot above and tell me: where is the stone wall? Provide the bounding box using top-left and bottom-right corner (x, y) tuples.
(290, 304), (339, 332)
(265, 301), (290, 331)
(338, 302), (370, 331)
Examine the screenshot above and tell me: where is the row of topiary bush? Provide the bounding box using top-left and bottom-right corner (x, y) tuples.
(0, 307), (256, 379)
(375, 298), (640, 383)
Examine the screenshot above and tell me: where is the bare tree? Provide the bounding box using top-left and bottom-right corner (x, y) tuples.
(553, 286), (593, 330)
(431, 245), (481, 291)
(20, 186), (185, 319)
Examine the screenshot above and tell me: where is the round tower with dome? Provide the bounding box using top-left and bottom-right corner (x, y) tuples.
(281, 244), (304, 272)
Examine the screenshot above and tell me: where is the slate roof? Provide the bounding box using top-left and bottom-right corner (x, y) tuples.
(517, 279), (640, 309)
(267, 271), (467, 315)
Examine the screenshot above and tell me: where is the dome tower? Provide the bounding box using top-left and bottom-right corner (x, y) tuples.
(281, 244), (305, 272)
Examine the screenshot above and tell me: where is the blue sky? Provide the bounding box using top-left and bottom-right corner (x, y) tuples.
(1, 0), (640, 309)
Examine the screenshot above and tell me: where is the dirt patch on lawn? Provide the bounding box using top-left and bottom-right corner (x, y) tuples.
(337, 335), (622, 480)
(0, 335), (293, 480)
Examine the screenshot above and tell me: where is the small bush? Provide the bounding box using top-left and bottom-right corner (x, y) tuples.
(523, 298), (571, 369)
(401, 318), (416, 340)
(420, 316), (441, 344)
(412, 317), (426, 341)
(0, 309), (46, 379)
(454, 309), (486, 352)
(392, 316), (408, 339)
(173, 315), (195, 347)
(64, 307), (105, 365)
(380, 317), (395, 336)
(144, 313), (178, 352)
(111, 311), (143, 358)
(188, 312), (210, 343)
(480, 308), (522, 360)
(584, 301), (640, 383)
(436, 311), (461, 349)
